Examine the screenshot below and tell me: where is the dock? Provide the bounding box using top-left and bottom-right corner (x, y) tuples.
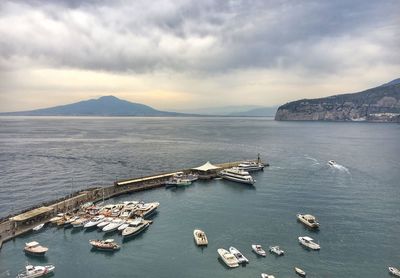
(0, 159), (265, 249)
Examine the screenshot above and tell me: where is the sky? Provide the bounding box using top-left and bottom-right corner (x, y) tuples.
(0, 0), (399, 112)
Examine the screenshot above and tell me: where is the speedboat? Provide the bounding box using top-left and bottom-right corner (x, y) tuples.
(252, 244), (266, 256)
(89, 239), (120, 251)
(24, 241), (48, 256)
(217, 248), (239, 268)
(297, 214), (320, 229)
(220, 167), (255, 185)
(298, 236), (320, 250)
(32, 224), (44, 232)
(118, 219), (133, 232)
(229, 246), (249, 264)
(193, 229), (208, 246)
(328, 160), (336, 166)
(261, 274), (275, 278)
(17, 265), (55, 278)
(295, 267), (306, 277)
(97, 217), (113, 229)
(122, 219), (150, 238)
(102, 218), (125, 233)
(238, 161), (265, 172)
(84, 215), (105, 229)
(389, 267), (400, 277)
(269, 245), (284, 256)
(134, 202), (159, 218)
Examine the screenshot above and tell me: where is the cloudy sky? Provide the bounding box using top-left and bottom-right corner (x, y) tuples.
(0, 0), (399, 112)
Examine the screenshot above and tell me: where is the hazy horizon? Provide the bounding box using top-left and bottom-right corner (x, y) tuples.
(0, 0), (399, 112)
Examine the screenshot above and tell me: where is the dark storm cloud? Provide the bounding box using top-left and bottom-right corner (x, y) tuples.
(0, 0), (399, 74)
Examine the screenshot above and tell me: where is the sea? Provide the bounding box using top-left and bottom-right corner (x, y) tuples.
(0, 116), (399, 278)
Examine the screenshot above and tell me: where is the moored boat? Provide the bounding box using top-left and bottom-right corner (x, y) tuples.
(32, 224), (44, 232)
(84, 215), (105, 229)
(229, 246), (249, 264)
(297, 214), (320, 229)
(97, 217), (112, 229)
(217, 248), (239, 268)
(252, 244), (266, 256)
(193, 229), (208, 246)
(102, 218), (125, 233)
(389, 267), (400, 277)
(298, 236), (320, 250)
(71, 217), (89, 229)
(24, 241), (48, 256)
(17, 264), (55, 278)
(238, 161), (265, 172)
(295, 267), (306, 277)
(134, 202), (159, 218)
(122, 219), (150, 238)
(89, 239), (120, 251)
(220, 167), (255, 185)
(269, 245), (284, 256)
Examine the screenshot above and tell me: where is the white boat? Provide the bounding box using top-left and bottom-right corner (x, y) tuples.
(118, 219), (134, 231)
(71, 218), (89, 228)
(220, 167), (255, 185)
(295, 267), (306, 277)
(217, 248), (239, 268)
(122, 219), (150, 238)
(229, 246), (249, 264)
(102, 218), (125, 232)
(64, 216), (79, 228)
(261, 274), (275, 278)
(97, 217), (113, 228)
(193, 229), (208, 246)
(297, 214), (320, 229)
(89, 239), (120, 251)
(298, 236), (320, 250)
(32, 224), (44, 232)
(269, 245), (284, 256)
(328, 160), (336, 166)
(84, 215), (105, 228)
(24, 241), (48, 256)
(238, 161), (265, 172)
(389, 267), (400, 277)
(17, 265), (55, 278)
(252, 244), (266, 256)
(176, 178), (192, 186)
(134, 202), (159, 218)
(119, 206), (136, 218)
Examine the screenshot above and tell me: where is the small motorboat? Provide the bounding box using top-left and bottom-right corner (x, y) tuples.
(17, 264), (55, 278)
(261, 273), (275, 278)
(89, 239), (120, 251)
(24, 241), (48, 256)
(297, 214), (320, 229)
(229, 246), (249, 264)
(298, 236), (320, 250)
(84, 215), (105, 229)
(97, 217), (112, 229)
(32, 224), (44, 232)
(389, 267), (400, 277)
(193, 229), (208, 246)
(269, 245), (284, 256)
(252, 244), (266, 256)
(102, 218), (125, 233)
(328, 160), (337, 166)
(295, 267), (306, 277)
(217, 248), (239, 268)
(122, 219), (150, 238)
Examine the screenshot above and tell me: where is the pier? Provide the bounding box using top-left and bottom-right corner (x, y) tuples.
(0, 159), (261, 249)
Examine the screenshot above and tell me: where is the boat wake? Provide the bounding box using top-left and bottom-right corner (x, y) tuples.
(304, 155), (320, 165)
(329, 163), (350, 174)
(0, 270), (10, 277)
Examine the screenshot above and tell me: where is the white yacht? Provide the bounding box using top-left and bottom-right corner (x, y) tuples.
(220, 167), (255, 185)
(24, 241), (48, 256)
(17, 265), (55, 278)
(229, 246), (249, 264)
(122, 219), (150, 238)
(389, 267), (400, 277)
(269, 245), (284, 256)
(298, 236), (320, 250)
(71, 218), (89, 228)
(193, 229), (208, 246)
(238, 161), (265, 172)
(84, 215), (105, 229)
(32, 223), (44, 232)
(261, 274), (275, 278)
(102, 218), (125, 232)
(134, 202), (159, 218)
(97, 217), (113, 229)
(297, 214), (320, 229)
(217, 248), (239, 268)
(252, 244), (266, 256)
(295, 267), (306, 277)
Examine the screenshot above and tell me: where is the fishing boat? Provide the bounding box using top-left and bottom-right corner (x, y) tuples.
(84, 215), (105, 229)
(122, 219), (150, 238)
(220, 167), (255, 185)
(298, 236), (320, 250)
(389, 267), (400, 277)
(193, 229), (208, 246)
(32, 224), (44, 232)
(217, 248), (239, 268)
(295, 267), (306, 277)
(17, 265), (55, 278)
(229, 246), (249, 264)
(297, 214), (320, 229)
(261, 274), (275, 278)
(89, 239), (120, 251)
(102, 218), (125, 233)
(269, 245), (284, 256)
(252, 244), (266, 256)
(24, 241), (48, 256)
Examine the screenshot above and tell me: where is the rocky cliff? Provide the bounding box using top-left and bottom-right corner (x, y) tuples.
(275, 79), (400, 123)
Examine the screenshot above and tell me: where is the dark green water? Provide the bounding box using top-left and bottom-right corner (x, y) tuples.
(0, 117), (399, 277)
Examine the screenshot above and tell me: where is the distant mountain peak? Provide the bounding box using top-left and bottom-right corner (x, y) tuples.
(97, 95), (119, 101)
(380, 78), (400, 87)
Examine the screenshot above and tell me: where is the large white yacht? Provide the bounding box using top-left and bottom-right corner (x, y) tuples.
(220, 167), (255, 185)
(238, 161), (265, 172)
(298, 236), (320, 250)
(102, 218), (125, 233)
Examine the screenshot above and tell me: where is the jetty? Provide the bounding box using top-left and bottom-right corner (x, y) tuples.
(0, 158), (267, 249)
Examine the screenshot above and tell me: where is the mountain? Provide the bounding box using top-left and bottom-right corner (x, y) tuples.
(275, 79), (400, 123)
(0, 96), (188, 116)
(227, 106), (278, 117)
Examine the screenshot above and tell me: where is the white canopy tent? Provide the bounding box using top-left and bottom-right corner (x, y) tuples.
(192, 161), (221, 172)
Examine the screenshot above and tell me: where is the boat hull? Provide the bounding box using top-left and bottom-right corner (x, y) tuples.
(221, 175), (255, 185)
